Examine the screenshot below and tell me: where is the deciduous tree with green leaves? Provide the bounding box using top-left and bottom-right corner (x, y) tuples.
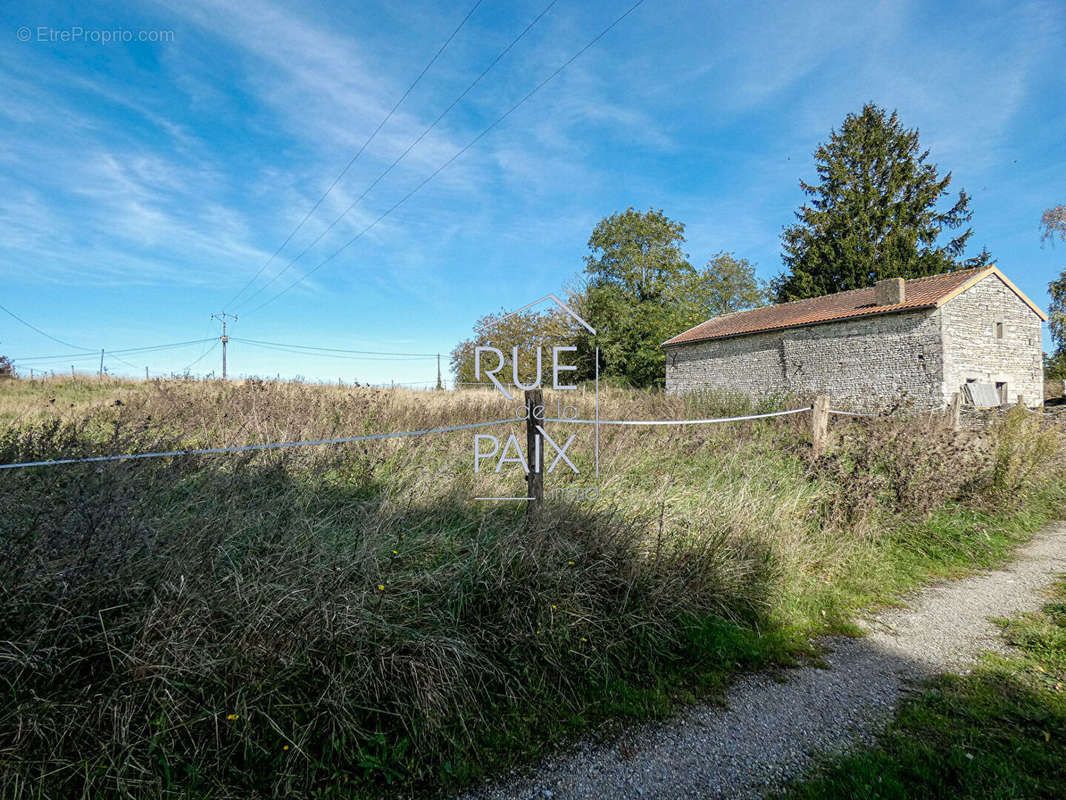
(450, 305), (577, 388)
(581, 208), (693, 388)
(1042, 205), (1066, 379)
(581, 209), (765, 387)
(676, 252), (765, 320)
(450, 210), (766, 390)
(772, 103), (991, 302)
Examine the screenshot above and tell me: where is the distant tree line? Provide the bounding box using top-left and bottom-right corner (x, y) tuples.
(453, 103), (1003, 389)
(451, 208), (766, 389)
(1043, 205), (1066, 379)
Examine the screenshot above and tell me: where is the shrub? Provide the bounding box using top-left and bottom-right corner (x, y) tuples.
(985, 404), (1062, 506)
(809, 413), (988, 525)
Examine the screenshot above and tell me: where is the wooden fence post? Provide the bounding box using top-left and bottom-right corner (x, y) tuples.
(525, 389), (544, 514)
(949, 391), (961, 431)
(811, 394), (830, 456)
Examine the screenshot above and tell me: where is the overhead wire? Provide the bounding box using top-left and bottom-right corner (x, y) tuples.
(245, 0), (647, 315)
(105, 353), (142, 372)
(223, 0), (486, 311)
(233, 0), (560, 312)
(229, 337), (437, 357)
(180, 341), (220, 373)
(106, 338), (219, 355)
(187, 319), (222, 372)
(4, 2), (644, 371)
(11, 338), (219, 363)
(232, 338), (435, 361)
(11, 351), (102, 363)
(0, 302), (96, 352)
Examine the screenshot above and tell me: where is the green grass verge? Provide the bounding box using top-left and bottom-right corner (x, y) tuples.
(783, 574), (1066, 800)
(414, 482), (1066, 796)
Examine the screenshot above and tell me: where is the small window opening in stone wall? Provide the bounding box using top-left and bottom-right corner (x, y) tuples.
(995, 321), (1004, 339)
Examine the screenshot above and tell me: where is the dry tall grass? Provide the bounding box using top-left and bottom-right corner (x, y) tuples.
(0, 378), (1062, 798)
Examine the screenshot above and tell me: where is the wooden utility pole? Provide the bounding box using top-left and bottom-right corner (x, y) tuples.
(811, 394), (830, 456)
(525, 388), (544, 514)
(436, 353), (443, 390)
(99, 348), (104, 377)
(145, 366), (149, 381)
(211, 312), (237, 380)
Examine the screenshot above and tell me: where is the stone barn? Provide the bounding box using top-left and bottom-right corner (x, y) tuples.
(663, 266), (1046, 410)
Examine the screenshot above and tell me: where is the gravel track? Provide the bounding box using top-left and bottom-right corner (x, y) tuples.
(459, 521), (1066, 800)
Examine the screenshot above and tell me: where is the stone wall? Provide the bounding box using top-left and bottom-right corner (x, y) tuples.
(939, 273), (1044, 407)
(664, 327), (787, 397)
(665, 309), (943, 411)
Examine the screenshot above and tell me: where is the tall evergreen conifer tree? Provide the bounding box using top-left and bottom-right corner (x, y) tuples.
(773, 104), (990, 302)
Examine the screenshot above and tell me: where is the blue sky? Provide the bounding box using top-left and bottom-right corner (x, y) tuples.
(1, 0), (1063, 385)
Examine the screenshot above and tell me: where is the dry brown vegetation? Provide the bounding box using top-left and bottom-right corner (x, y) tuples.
(0, 377), (1064, 799)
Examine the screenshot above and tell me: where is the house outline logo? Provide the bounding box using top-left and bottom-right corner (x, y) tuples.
(474, 293), (596, 336)
(473, 293), (595, 402)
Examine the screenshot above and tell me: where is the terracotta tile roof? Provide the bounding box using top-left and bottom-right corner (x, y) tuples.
(662, 266), (1045, 347)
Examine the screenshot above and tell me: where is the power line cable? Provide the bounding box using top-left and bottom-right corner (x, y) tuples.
(223, 0), (486, 310)
(233, 338), (435, 361)
(105, 353), (142, 371)
(180, 341), (220, 373)
(12, 352), (102, 363)
(0, 302), (96, 352)
(246, 0), (647, 315)
(187, 319), (221, 370)
(230, 336), (437, 357)
(106, 338), (219, 355)
(11, 338), (218, 363)
(233, 0), (559, 312)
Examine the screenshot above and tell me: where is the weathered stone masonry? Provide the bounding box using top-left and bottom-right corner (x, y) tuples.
(939, 275), (1043, 407)
(664, 273), (1044, 411)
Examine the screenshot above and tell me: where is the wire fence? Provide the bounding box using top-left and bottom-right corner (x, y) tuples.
(0, 405), (819, 471)
(0, 417), (520, 471)
(544, 408), (811, 425)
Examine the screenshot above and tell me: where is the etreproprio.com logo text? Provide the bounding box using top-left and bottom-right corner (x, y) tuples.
(17, 26), (175, 44)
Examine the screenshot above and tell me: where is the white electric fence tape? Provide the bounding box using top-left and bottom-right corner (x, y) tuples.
(543, 407), (811, 425)
(0, 406), (819, 471)
(0, 417), (521, 471)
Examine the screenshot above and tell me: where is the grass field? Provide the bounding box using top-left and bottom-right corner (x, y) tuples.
(1, 376), (1064, 798)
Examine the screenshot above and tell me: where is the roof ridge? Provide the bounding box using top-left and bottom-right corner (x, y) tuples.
(905, 264), (990, 283)
(750, 265), (991, 315)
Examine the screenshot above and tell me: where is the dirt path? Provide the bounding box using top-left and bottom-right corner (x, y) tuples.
(460, 521), (1066, 800)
